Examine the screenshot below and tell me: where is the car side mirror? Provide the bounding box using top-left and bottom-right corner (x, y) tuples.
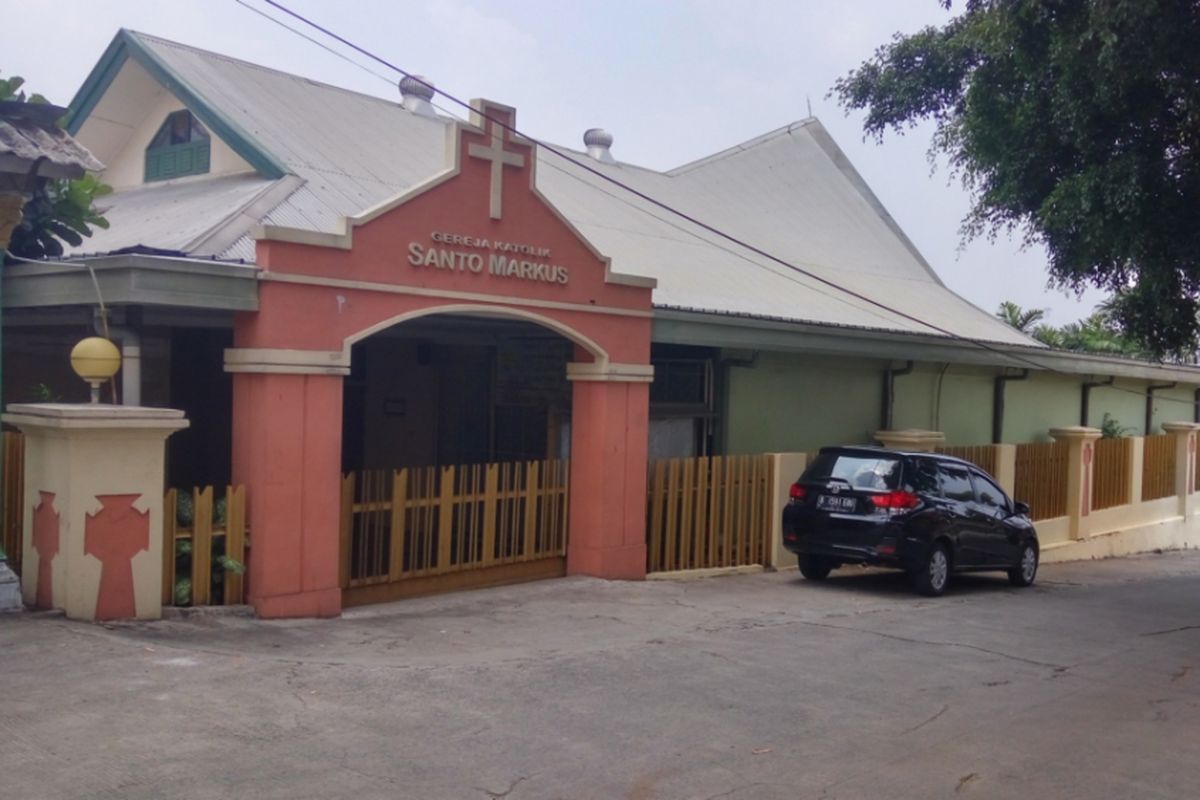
(1012, 501), (1030, 517)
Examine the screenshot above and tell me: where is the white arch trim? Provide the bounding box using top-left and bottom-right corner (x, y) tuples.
(342, 303), (610, 366)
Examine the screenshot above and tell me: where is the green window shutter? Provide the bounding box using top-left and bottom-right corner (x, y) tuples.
(144, 140), (212, 183)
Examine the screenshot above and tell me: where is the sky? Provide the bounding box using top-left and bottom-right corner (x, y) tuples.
(3, 0), (1106, 325)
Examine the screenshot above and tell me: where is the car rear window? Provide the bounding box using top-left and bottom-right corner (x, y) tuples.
(803, 452), (902, 491)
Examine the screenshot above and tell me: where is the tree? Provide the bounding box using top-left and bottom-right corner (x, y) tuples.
(1, 72), (109, 261)
(995, 300), (1045, 333)
(1058, 311), (1145, 357)
(834, 1), (1200, 358)
(998, 297), (1152, 356)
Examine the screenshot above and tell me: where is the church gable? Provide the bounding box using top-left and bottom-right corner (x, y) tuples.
(66, 30), (285, 189)
(257, 99), (654, 313)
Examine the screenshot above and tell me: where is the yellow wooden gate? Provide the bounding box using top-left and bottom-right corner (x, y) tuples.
(646, 454), (775, 573)
(339, 459), (569, 606)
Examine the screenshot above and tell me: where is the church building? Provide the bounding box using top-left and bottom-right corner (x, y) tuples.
(5, 30), (1199, 617)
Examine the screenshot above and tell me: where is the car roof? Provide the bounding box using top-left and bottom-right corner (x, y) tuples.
(817, 445), (983, 472)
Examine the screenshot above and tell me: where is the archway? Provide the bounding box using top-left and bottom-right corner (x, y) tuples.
(338, 311), (585, 605)
(225, 98), (655, 618)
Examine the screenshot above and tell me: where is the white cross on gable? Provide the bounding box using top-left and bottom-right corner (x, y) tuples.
(467, 114), (526, 220)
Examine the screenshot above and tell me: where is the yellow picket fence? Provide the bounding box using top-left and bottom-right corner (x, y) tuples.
(1092, 437), (1132, 511)
(646, 454), (774, 573)
(936, 444), (998, 476)
(2, 432), (24, 576)
(163, 485), (247, 606)
(1014, 440), (1070, 521)
(340, 459), (570, 596)
(1142, 435), (1176, 501)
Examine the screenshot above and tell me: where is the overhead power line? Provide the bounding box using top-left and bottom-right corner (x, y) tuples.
(231, 0), (1200, 415)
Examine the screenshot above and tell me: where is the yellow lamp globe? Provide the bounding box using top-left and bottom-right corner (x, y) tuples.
(70, 337), (121, 403)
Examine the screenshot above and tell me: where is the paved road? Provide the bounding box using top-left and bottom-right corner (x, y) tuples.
(2, 553), (1199, 799)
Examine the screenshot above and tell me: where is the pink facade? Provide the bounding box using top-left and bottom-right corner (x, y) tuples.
(230, 101), (655, 618)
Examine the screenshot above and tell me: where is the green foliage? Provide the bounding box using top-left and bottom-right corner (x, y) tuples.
(170, 489), (243, 606)
(993, 297), (1152, 357)
(995, 300), (1045, 333)
(1030, 323), (1062, 347)
(1, 70), (111, 262)
(175, 491), (194, 527)
(7, 175), (111, 259)
(0, 73), (48, 104)
(27, 383), (60, 402)
(997, 299), (1150, 357)
(173, 576), (192, 606)
(1057, 311), (1149, 358)
(216, 555), (245, 575)
(835, 2), (1200, 358)
(1099, 413), (1133, 439)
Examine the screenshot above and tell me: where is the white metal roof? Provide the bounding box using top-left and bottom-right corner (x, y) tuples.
(69, 31), (1036, 348)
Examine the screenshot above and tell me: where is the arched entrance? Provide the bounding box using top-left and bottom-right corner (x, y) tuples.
(225, 99), (655, 617)
(339, 310), (584, 605)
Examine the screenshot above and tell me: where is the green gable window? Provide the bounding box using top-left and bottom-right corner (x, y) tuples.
(144, 110), (211, 182)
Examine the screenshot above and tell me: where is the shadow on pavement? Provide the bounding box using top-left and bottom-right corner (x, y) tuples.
(790, 566), (1022, 599)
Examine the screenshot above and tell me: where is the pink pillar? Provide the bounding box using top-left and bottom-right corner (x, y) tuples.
(232, 371), (343, 618)
(567, 377), (650, 579)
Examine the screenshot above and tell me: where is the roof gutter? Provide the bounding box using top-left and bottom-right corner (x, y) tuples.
(881, 360), (914, 430)
(652, 309), (1200, 384)
(993, 369), (1030, 444)
(1146, 382), (1177, 435)
(1080, 376), (1115, 427)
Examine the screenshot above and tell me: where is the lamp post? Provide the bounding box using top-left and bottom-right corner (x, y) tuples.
(1, 99), (104, 538)
(69, 336), (121, 403)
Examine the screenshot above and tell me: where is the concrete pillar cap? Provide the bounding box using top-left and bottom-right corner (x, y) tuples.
(1161, 421), (1200, 433)
(874, 429), (945, 452)
(3, 403), (188, 432)
(1049, 426), (1102, 442)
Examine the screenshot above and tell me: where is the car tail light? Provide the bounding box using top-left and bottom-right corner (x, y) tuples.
(789, 483), (807, 502)
(869, 490), (920, 510)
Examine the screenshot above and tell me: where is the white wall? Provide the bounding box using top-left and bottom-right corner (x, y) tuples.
(101, 92), (254, 189)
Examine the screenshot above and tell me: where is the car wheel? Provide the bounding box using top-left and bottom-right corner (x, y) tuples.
(798, 555), (833, 581)
(912, 543), (950, 597)
(1008, 542), (1038, 587)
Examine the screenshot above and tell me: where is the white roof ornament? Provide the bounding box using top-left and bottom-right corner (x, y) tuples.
(583, 128), (616, 164)
(399, 75), (438, 118)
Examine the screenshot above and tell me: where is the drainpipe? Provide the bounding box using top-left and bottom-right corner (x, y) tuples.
(993, 369), (1030, 444)
(93, 309), (141, 406)
(1145, 382), (1176, 435)
(1080, 376), (1115, 426)
(881, 360), (915, 430)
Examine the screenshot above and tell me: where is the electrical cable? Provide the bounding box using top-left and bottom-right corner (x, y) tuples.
(5, 248), (118, 401)
(242, 0), (1200, 415)
(233, 0), (396, 86)
(231, 2), (903, 330)
(246, 0), (1200, 415)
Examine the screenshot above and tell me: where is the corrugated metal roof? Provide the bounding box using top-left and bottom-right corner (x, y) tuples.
(0, 101), (104, 178)
(71, 31), (1035, 348)
(80, 173), (275, 255)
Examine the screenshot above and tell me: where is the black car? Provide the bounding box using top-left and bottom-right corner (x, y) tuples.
(781, 446), (1039, 596)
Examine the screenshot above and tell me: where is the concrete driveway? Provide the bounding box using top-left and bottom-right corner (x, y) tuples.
(2, 552), (1199, 799)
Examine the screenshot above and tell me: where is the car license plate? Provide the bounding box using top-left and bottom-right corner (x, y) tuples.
(817, 494), (857, 512)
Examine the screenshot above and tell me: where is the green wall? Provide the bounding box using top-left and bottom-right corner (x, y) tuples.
(1003, 372), (1085, 442)
(891, 365), (993, 444)
(721, 349), (1200, 453)
(722, 351), (882, 454)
